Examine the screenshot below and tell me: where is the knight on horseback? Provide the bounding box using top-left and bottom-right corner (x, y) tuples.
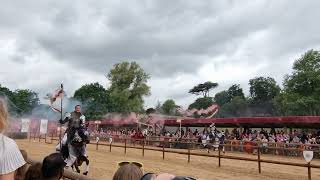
(59, 105), (89, 171)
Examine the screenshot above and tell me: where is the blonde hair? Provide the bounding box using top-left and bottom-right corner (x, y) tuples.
(0, 98), (8, 132)
(113, 164), (143, 180)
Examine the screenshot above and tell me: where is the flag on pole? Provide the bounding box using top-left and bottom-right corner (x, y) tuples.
(45, 85), (64, 113)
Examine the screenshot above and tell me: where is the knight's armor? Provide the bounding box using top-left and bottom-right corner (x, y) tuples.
(60, 111), (87, 145)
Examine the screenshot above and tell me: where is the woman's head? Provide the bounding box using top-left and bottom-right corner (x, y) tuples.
(24, 163), (42, 180)
(113, 163), (143, 180)
(0, 98), (8, 132)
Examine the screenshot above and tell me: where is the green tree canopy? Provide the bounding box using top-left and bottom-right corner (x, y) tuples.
(275, 50), (320, 115)
(228, 84), (245, 100)
(107, 61), (150, 113)
(161, 99), (177, 115)
(249, 77), (281, 104)
(12, 89), (40, 115)
(218, 96), (248, 117)
(74, 82), (111, 119)
(214, 84), (245, 107)
(214, 91), (230, 106)
(188, 97), (214, 110)
(189, 81), (218, 97)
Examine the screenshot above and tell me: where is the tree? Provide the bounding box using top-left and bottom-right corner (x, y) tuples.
(218, 96), (248, 117)
(74, 82), (111, 119)
(249, 77), (280, 104)
(228, 84), (245, 100)
(275, 50), (320, 115)
(146, 108), (156, 114)
(12, 89), (40, 115)
(188, 97), (214, 110)
(189, 81), (218, 97)
(107, 61), (150, 113)
(214, 91), (230, 106)
(161, 99), (177, 115)
(0, 84), (14, 99)
(0, 84), (18, 115)
(155, 101), (162, 113)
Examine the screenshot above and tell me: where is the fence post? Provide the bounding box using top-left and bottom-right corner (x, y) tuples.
(124, 139), (127, 154)
(162, 145), (165, 160)
(258, 146), (261, 174)
(218, 148), (221, 167)
(308, 162), (311, 180)
(142, 140), (145, 157)
(188, 148), (190, 163)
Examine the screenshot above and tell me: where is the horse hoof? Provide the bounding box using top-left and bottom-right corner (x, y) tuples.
(83, 172), (88, 176)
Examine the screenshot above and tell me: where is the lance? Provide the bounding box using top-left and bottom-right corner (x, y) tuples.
(59, 83), (63, 150)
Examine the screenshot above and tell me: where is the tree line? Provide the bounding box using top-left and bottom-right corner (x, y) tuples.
(1, 49), (319, 119)
(158, 50), (320, 118)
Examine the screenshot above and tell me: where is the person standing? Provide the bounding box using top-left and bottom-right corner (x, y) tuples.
(0, 98), (26, 180)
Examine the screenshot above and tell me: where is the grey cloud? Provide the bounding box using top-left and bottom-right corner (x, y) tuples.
(1, 0), (320, 107)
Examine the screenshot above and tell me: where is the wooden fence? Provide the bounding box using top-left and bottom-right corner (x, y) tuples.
(30, 133), (320, 180)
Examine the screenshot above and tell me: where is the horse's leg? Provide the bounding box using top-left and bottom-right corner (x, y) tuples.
(83, 158), (89, 175)
(66, 144), (77, 167)
(75, 165), (81, 173)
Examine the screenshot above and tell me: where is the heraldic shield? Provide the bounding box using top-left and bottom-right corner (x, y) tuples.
(303, 150), (314, 163)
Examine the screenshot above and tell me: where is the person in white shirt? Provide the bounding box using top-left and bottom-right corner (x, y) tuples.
(0, 98), (26, 180)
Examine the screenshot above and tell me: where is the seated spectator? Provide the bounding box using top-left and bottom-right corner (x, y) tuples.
(24, 163), (42, 180)
(41, 153), (66, 180)
(0, 98), (26, 180)
(14, 150), (29, 180)
(113, 162), (143, 180)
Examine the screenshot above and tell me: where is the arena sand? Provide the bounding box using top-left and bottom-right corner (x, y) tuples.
(16, 140), (320, 180)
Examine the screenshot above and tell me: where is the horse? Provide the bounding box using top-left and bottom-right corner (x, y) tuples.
(205, 131), (225, 154)
(56, 131), (90, 175)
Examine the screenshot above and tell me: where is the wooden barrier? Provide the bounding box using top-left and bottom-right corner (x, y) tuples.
(91, 138), (319, 180)
(34, 135), (320, 180)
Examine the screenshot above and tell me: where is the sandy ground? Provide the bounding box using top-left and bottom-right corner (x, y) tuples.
(16, 139), (320, 180)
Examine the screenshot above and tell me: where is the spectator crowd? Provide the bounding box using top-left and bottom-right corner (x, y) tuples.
(89, 126), (320, 146)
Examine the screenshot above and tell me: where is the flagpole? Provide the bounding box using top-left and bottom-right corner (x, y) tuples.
(59, 83), (63, 150)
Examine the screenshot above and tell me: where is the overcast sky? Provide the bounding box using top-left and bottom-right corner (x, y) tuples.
(1, 0), (320, 109)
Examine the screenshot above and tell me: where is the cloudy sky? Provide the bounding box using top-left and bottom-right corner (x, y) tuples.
(1, 0), (320, 109)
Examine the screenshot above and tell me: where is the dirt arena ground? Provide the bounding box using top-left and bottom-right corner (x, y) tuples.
(16, 139), (320, 180)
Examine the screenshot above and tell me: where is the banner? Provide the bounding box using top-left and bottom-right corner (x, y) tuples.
(40, 119), (48, 134)
(21, 119), (30, 133)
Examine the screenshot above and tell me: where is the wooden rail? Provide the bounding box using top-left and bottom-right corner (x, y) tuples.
(91, 138), (318, 180)
(34, 135), (320, 180)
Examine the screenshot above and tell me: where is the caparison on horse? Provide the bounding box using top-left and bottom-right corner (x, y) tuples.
(57, 105), (90, 175)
